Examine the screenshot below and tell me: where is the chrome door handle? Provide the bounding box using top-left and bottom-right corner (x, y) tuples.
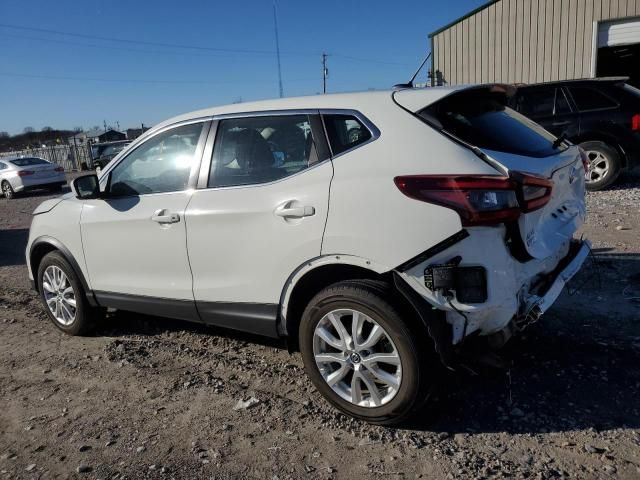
(274, 204), (315, 218)
(151, 209), (180, 224)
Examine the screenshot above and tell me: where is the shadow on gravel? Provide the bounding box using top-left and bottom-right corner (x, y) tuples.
(95, 309), (286, 350)
(0, 228), (29, 266)
(408, 252), (640, 435)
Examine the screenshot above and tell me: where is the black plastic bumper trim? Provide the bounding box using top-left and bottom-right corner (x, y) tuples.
(396, 229), (470, 272)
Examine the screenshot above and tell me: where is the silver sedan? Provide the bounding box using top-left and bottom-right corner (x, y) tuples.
(0, 157), (66, 199)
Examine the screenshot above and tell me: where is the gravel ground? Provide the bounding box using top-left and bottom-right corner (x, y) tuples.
(0, 174), (639, 479)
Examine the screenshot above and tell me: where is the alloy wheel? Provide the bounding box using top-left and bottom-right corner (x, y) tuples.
(585, 150), (610, 184)
(2, 182), (13, 198)
(42, 266), (76, 325)
(313, 309), (402, 408)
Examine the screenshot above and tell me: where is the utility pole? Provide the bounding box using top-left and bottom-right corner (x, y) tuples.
(322, 53), (328, 94)
(103, 120), (107, 133)
(273, 1), (284, 98)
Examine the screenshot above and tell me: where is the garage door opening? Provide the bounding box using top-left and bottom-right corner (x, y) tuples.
(596, 17), (640, 87)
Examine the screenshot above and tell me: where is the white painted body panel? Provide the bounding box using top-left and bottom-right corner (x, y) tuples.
(186, 161), (332, 304)
(26, 198), (87, 284)
(80, 193), (194, 299)
(321, 99), (500, 268)
(1, 162), (65, 192)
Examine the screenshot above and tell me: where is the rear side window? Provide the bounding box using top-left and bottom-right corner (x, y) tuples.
(323, 114), (372, 155)
(421, 90), (565, 158)
(10, 158), (49, 167)
(209, 115), (316, 188)
(514, 87), (571, 117)
(568, 87), (618, 111)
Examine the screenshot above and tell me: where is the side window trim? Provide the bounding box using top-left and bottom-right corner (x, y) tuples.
(99, 119), (211, 195)
(553, 87), (573, 115)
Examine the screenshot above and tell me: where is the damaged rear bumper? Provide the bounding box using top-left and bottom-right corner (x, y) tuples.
(395, 227), (591, 345)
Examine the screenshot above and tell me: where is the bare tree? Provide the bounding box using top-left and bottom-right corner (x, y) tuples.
(73, 126), (83, 133)
(23, 127), (35, 133)
(42, 126), (53, 132)
(0, 132), (9, 139)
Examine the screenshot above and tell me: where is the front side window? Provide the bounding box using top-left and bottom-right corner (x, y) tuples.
(422, 89), (566, 158)
(208, 115), (315, 188)
(108, 122), (204, 196)
(568, 86), (618, 111)
(323, 114), (372, 155)
(514, 88), (555, 117)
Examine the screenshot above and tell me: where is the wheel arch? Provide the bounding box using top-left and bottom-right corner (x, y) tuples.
(278, 255), (389, 347)
(573, 132), (628, 168)
(29, 236), (97, 306)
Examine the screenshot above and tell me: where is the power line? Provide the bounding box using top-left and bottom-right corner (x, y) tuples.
(272, 1), (284, 98)
(0, 23), (415, 67)
(0, 23), (310, 56)
(0, 71), (316, 85)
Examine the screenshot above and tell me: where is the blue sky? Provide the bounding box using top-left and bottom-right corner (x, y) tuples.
(0, 0), (485, 135)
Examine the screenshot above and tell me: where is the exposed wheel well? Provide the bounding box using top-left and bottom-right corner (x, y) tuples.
(30, 243), (58, 290)
(284, 264), (387, 350)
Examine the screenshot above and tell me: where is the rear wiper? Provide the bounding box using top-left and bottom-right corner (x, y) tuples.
(552, 133), (567, 149)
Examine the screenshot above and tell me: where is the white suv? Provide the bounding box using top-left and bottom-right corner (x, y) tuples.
(26, 85), (589, 424)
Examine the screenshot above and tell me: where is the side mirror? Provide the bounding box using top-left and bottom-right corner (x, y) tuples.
(71, 174), (100, 199)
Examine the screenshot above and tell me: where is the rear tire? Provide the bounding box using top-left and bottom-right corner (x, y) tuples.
(299, 280), (436, 425)
(2, 181), (15, 199)
(37, 251), (103, 335)
(580, 141), (622, 191)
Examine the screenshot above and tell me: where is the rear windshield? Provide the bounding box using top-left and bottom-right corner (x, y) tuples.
(10, 158), (49, 167)
(419, 90), (566, 158)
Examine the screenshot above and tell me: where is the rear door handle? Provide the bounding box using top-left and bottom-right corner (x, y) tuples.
(551, 120), (570, 126)
(274, 204), (315, 218)
(151, 209), (180, 224)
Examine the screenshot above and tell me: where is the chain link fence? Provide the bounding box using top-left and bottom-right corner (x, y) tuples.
(0, 144), (92, 172)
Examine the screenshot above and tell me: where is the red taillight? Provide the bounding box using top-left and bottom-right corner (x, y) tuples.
(54, 167), (64, 172)
(394, 172), (553, 226)
(17, 170), (34, 177)
(632, 114), (640, 131)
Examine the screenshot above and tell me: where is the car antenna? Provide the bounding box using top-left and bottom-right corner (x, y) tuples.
(393, 52), (432, 89)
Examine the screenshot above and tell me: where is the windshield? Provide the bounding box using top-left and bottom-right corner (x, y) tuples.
(10, 157), (49, 167)
(420, 89), (567, 158)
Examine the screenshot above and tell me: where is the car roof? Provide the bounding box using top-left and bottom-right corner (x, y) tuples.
(517, 77), (629, 89)
(149, 87), (467, 133)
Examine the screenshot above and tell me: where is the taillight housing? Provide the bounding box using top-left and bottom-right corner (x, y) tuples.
(394, 172), (553, 227)
(632, 113), (640, 131)
(17, 170), (35, 177)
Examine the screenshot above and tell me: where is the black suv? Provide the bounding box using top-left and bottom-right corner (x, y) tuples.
(511, 77), (640, 190)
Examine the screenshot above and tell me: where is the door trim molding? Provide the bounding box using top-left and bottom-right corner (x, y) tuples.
(197, 301), (279, 338)
(93, 291), (279, 338)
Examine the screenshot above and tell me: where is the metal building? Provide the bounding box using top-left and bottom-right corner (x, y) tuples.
(429, 0), (640, 87)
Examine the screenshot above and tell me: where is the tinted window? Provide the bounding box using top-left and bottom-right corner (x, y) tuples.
(11, 158), (49, 167)
(569, 87), (618, 111)
(108, 122), (203, 196)
(0, 162), (6, 170)
(323, 114), (372, 155)
(209, 115), (315, 188)
(515, 88), (571, 117)
(422, 90), (565, 158)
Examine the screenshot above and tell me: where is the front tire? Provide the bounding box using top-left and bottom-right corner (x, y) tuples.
(299, 280), (434, 425)
(37, 251), (102, 335)
(2, 181), (15, 199)
(580, 141), (622, 191)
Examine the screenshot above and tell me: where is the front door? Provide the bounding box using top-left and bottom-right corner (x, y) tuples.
(185, 114), (332, 336)
(81, 121), (209, 319)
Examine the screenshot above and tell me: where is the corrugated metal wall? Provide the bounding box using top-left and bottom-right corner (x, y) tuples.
(431, 0), (640, 85)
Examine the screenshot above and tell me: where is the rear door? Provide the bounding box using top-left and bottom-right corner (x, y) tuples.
(185, 113), (332, 337)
